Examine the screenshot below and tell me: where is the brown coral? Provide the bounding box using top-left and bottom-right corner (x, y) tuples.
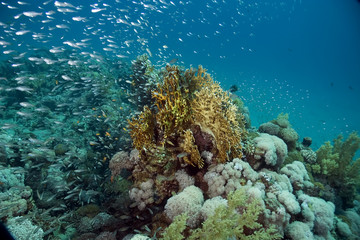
(191, 81), (244, 163)
(128, 105), (155, 150)
(151, 65), (192, 144)
(180, 129), (204, 168)
(127, 63), (247, 206)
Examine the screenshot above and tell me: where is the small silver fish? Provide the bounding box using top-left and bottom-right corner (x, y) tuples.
(169, 58), (178, 64)
(16, 30), (31, 35)
(23, 11), (43, 17)
(15, 86), (33, 93)
(61, 75), (73, 81)
(16, 111), (33, 117)
(20, 102), (34, 108)
(54, 1), (76, 8)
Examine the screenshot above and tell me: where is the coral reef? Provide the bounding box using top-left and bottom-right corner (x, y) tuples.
(300, 149), (317, 164)
(153, 150), (341, 239)
(285, 221), (314, 240)
(77, 212), (118, 234)
(128, 106), (156, 151)
(297, 194), (335, 239)
(280, 161), (313, 191)
(343, 201), (360, 237)
(164, 185), (204, 228)
(252, 133), (288, 169)
(109, 149), (139, 178)
(191, 75), (245, 163)
(7, 216), (44, 240)
(180, 129), (204, 168)
(127, 63), (247, 207)
(160, 213), (188, 240)
(310, 132), (360, 208)
(1, 51), (359, 240)
(174, 169), (195, 192)
(259, 113), (299, 151)
(204, 158), (258, 198)
(0, 167), (33, 219)
(129, 54), (161, 110)
(161, 187), (281, 239)
(129, 179), (155, 211)
(122, 61), (360, 239)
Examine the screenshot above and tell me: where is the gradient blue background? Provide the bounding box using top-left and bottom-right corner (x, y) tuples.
(1, 0), (359, 149)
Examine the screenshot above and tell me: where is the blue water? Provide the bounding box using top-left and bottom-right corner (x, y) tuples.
(1, 0), (360, 147)
(142, 0), (360, 149)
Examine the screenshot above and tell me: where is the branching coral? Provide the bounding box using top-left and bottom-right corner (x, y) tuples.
(152, 65), (192, 143)
(128, 106), (155, 151)
(180, 130), (204, 168)
(128, 64), (246, 169)
(160, 213), (188, 240)
(192, 79), (244, 163)
(127, 63), (247, 211)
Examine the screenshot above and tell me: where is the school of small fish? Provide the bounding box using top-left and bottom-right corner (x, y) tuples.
(0, 0), (298, 239)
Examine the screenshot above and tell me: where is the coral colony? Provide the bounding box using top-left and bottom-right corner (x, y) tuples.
(109, 56), (359, 239)
(1, 54), (360, 239)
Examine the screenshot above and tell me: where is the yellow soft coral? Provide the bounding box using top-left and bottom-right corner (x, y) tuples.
(187, 65), (213, 90)
(128, 105), (155, 150)
(152, 65), (192, 144)
(191, 78), (244, 163)
(128, 63), (246, 171)
(180, 129), (204, 168)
